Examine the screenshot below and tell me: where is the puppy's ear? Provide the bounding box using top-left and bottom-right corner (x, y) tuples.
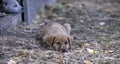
(63, 23), (71, 34)
(68, 36), (73, 44)
(43, 35), (55, 46)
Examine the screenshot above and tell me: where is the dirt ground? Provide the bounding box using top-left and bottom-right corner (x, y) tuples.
(0, 0), (120, 64)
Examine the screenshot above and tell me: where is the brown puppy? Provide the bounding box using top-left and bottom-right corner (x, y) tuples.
(42, 22), (73, 52)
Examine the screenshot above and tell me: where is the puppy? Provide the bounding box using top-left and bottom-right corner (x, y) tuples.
(42, 22), (73, 52)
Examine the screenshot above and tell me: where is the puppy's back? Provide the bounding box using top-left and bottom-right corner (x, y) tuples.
(43, 23), (68, 35)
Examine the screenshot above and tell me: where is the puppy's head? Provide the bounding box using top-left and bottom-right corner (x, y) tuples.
(43, 34), (73, 52)
(1, 0), (23, 13)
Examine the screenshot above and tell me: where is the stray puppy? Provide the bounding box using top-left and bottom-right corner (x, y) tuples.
(42, 22), (73, 52)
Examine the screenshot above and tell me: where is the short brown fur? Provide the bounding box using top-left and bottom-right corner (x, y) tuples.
(42, 22), (73, 52)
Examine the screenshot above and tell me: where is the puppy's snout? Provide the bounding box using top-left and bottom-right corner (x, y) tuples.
(21, 7), (24, 10)
(21, 7), (24, 12)
(61, 49), (67, 52)
(68, 46), (71, 49)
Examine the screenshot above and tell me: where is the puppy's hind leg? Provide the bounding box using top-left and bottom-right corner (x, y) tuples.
(63, 23), (71, 34)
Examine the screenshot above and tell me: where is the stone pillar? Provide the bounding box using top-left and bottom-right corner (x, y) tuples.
(23, 0), (57, 24)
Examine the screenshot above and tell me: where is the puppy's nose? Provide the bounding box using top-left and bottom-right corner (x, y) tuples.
(21, 7), (24, 12)
(68, 46), (71, 49)
(61, 49), (67, 52)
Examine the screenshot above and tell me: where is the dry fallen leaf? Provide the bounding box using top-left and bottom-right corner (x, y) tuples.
(56, 58), (63, 63)
(56, 3), (63, 10)
(84, 60), (93, 64)
(86, 48), (97, 54)
(66, 3), (73, 7)
(99, 22), (105, 26)
(8, 59), (16, 64)
(0, 60), (1, 63)
(57, 17), (65, 20)
(84, 43), (91, 46)
(104, 7), (114, 13)
(79, 20), (84, 23)
(104, 50), (113, 54)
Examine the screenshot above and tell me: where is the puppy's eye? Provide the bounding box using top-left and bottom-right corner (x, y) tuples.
(56, 42), (60, 45)
(14, 5), (17, 7)
(65, 42), (68, 44)
(4, 2), (7, 5)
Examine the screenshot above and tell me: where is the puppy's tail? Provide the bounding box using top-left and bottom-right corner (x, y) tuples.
(63, 23), (71, 34)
